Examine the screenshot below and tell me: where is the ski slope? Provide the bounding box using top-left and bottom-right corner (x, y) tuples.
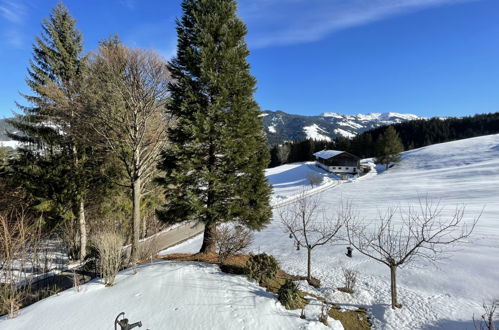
(254, 134), (499, 330)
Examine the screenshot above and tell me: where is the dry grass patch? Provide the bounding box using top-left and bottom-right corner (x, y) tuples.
(328, 306), (372, 330)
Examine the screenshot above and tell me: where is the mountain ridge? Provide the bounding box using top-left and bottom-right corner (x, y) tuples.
(1, 111), (424, 148)
(262, 110), (423, 145)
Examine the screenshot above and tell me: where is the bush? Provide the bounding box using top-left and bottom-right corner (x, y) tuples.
(246, 253), (279, 284)
(278, 279), (302, 309)
(338, 268), (357, 294)
(137, 236), (160, 262)
(0, 284), (23, 319)
(307, 172), (323, 187)
(94, 231), (124, 286)
(215, 225), (253, 264)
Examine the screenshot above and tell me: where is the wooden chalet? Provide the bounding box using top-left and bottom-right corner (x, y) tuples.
(313, 150), (361, 174)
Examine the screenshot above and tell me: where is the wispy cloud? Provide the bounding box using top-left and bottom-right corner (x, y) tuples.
(238, 0), (476, 48)
(0, 0), (27, 24)
(119, 0), (136, 10)
(0, 0), (28, 48)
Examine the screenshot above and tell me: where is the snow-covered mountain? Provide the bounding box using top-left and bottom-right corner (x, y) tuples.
(0, 118), (20, 149)
(1, 111), (423, 148)
(262, 110), (423, 144)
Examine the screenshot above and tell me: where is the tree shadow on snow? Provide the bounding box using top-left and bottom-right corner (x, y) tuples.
(421, 319), (478, 330)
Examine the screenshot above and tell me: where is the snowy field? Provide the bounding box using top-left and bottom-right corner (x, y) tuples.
(256, 134), (499, 330)
(2, 134), (498, 329)
(266, 162), (341, 205)
(166, 134), (499, 329)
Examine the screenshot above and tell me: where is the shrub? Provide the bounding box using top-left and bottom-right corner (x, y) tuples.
(338, 268), (357, 294)
(137, 236), (160, 262)
(0, 284), (23, 319)
(307, 172), (323, 187)
(278, 279), (302, 309)
(215, 225), (253, 264)
(94, 231), (124, 286)
(246, 253), (279, 284)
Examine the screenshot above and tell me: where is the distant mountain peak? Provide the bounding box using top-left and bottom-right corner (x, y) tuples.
(322, 111), (422, 121)
(262, 110), (422, 145)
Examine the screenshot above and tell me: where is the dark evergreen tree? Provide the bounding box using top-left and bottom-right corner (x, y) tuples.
(376, 126), (404, 169)
(158, 0), (272, 253)
(7, 2), (92, 259)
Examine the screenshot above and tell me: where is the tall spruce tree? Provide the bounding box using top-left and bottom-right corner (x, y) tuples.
(8, 2), (91, 260)
(376, 126), (404, 169)
(158, 0), (272, 253)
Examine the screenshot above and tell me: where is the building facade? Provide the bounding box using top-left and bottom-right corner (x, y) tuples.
(313, 150), (361, 174)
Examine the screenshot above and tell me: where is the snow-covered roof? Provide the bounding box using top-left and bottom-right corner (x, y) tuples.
(313, 150), (344, 159)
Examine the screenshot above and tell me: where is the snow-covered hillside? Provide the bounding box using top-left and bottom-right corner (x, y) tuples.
(165, 134), (499, 329)
(263, 110), (422, 144)
(2, 135), (497, 330)
(0, 261), (342, 330)
(256, 134), (499, 330)
(303, 124), (332, 141)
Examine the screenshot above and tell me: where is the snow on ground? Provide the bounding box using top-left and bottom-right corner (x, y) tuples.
(303, 124), (332, 142)
(168, 134), (499, 329)
(0, 140), (20, 149)
(256, 134), (499, 330)
(0, 261), (342, 330)
(265, 162), (340, 205)
(333, 128), (356, 138)
(4, 135), (498, 330)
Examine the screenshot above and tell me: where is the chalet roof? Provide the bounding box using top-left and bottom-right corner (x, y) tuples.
(313, 150), (344, 159)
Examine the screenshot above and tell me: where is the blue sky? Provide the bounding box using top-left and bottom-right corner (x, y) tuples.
(1, 0), (498, 118)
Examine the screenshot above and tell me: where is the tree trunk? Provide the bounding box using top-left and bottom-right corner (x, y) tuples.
(200, 222), (217, 254)
(130, 178), (141, 264)
(307, 247), (312, 281)
(78, 198), (87, 261)
(390, 265), (401, 309)
(141, 213), (147, 239)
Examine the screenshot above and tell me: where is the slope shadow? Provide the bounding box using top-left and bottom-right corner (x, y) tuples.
(421, 319), (478, 330)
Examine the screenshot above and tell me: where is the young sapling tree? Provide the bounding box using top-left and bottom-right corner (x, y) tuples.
(344, 198), (480, 309)
(279, 192), (343, 286)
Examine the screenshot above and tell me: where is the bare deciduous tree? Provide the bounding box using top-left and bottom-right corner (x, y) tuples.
(279, 193), (343, 285)
(85, 39), (172, 264)
(344, 198), (480, 309)
(277, 143), (291, 164)
(0, 207), (41, 318)
(307, 172), (323, 187)
(215, 225), (253, 265)
(474, 300), (498, 330)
